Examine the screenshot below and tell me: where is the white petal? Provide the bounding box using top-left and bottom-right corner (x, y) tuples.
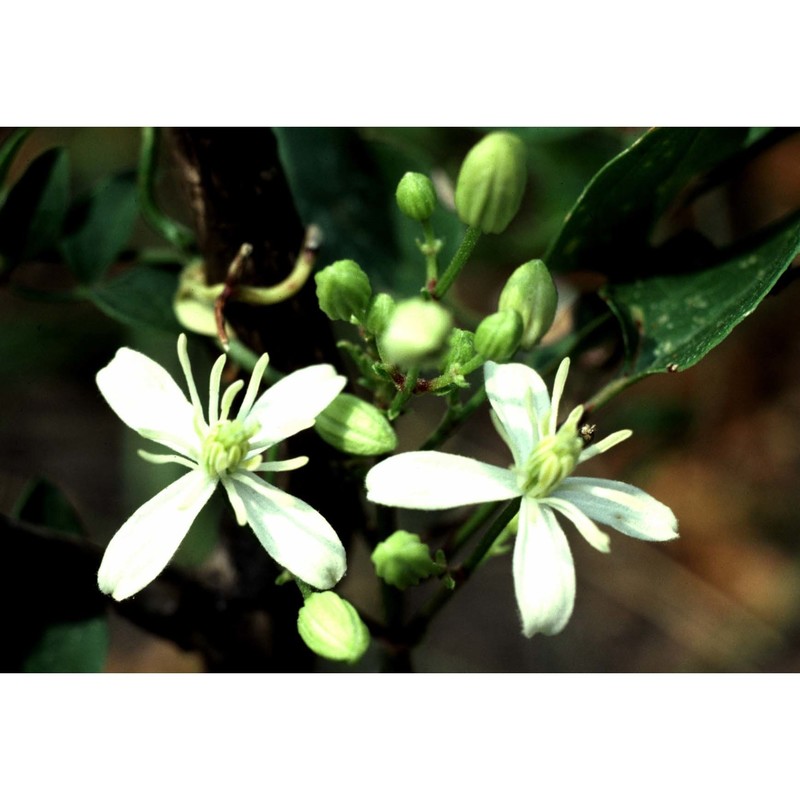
(513, 499), (576, 637)
(230, 472), (346, 589)
(552, 477), (679, 542)
(484, 361), (551, 464)
(246, 364), (347, 451)
(542, 496), (611, 553)
(98, 470), (218, 601)
(96, 347), (199, 459)
(366, 451), (520, 510)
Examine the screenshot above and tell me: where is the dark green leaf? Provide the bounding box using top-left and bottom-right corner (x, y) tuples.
(274, 128), (410, 292)
(13, 477), (85, 537)
(85, 264), (182, 331)
(0, 127), (31, 192)
(601, 211), (800, 385)
(546, 128), (749, 278)
(0, 147), (70, 267)
(13, 478), (108, 673)
(60, 170), (139, 284)
(23, 618), (109, 673)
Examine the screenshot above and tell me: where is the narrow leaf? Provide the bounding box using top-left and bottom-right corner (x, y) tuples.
(61, 170), (139, 284)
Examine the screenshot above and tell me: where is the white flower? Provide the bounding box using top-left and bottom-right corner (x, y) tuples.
(365, 358), (678, 637)
(96, 334), (348, 600)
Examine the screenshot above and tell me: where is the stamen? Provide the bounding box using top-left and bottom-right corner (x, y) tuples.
(137, 450), (198, 470)
(177, 333), (205, 423)
(207, 353), (227, 427)
(254, 455), (309, 473)
(219, 379), (245, 421)
(236, 351), (271, 421)
(549, 358), (571, 436)
(578, 429), (633, 464)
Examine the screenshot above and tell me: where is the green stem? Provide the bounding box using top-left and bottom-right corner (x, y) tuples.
(409, 497), (521, 642)
(421, 385), (486, 451)
(583, 374), (640, 414)
(433, 225), (481, 299)
(138, 127), (195, 253)
(448, 501), (500, 558)
(388, 366), (419, 420)
(420, 220), (439, 285)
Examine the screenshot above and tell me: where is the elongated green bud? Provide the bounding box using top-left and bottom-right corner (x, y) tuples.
(474, 309), (524, 362)
(498, 259), (557, 348)
(381, 298), (453, 368)
(371, 531), (443, 590)
(315, 393), (397, 455)
(315, 259), (372, 322)
(297, 591), (370, 663)
(454, 132), (527, 234)
(396, 172), (437, 222)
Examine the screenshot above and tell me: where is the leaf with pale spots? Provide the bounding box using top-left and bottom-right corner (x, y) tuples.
(601, 210), (800, 385)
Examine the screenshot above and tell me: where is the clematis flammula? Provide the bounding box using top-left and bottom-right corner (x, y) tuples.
(96, 333), (348, 601)
(366, 358), (678, 637)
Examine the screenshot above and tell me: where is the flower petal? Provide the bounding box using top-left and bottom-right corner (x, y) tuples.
(552, 477), (679, 542)
(96, 347), (199, 459)
(246, 364), (347, 451)
(230, 472), (346, 589)
(366, 451), (520, 510)
(484, 361), (551, 464)
(98, 470), (218, 601)
(542, 496), (611, 553)
(513, 499), (576, 637)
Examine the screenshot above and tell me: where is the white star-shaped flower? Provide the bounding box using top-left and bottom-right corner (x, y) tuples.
(96, 334), (348, 600)
(365, 358), (678, 637)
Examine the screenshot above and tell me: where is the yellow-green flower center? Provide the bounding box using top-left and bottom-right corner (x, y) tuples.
(201, 419), (260, 476)
(517, 421), (583, 498)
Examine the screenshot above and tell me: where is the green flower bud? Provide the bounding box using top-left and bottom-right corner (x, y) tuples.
(440, 327), (476, 373)
(371, 531), (444, 590)
(395, 172), (437, 222)
(381, 298), (453, 368)
(474, 309), (524, 362)
(435, 328), (477, 392)
(314, 393), (397, 455)
(297, 591), (370, 664)
(454, 132), (527, 234)
(365, 292), (396, 337)
(314, 259), (372, 322)
(498, 259), (558, 349)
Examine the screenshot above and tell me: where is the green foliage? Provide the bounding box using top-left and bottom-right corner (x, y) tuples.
(0, 147), (70, 268)
(83, 263), (182, 332)
(546, 128), (750, 278)
(602, 211), (800, 382)
(0, 127), (31, 195)
(13, 479), (109, 673)
(23, 619), (109, 673)
(61, 170), (139, 283)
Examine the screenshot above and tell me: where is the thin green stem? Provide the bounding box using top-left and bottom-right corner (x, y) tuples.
(420, 220), (440, 285)
(448, 501), (500, 558)
(420, 385), (486, 451)
(388, 366), (419, 420)
(583, 374), (640, 414)
(138, 127), (195, 253)
(433, 225), (481, 299)
(409, 497), (521, 642)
